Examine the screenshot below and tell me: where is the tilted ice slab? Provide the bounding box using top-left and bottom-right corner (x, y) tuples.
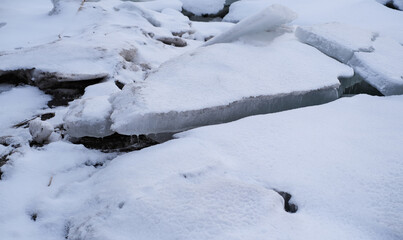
(110, 33), (352, 135)
(349, 37), (403, 95)
(204, 4), (297, 46)
(3, 95), (402, 239)
(295, 23), (403, 95)
(295, 23), (377, 63)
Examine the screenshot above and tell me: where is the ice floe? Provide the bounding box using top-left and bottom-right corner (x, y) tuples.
(110, 31), (352, 135)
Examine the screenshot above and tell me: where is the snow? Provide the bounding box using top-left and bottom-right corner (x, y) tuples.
(180, 0), (226, 15)
(110, 32), (352, 135)
(1, 0), (403, 239)
(0, 86), (51, 132)
(2, 95), (402, 240)
(190, 21), (234, 41)
(0, 141), (116, 240)
(395, 0), (403, 9)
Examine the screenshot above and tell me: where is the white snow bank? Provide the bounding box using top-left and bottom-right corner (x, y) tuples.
(110, 33), (352, 135)
(204, 4), (297, 46)
(295, 22), (377, 63)
(349, 37), (403, 95)
(3, 95), (402, 239)
(180, 0), (226, 15)
(0, 86), (51, 131)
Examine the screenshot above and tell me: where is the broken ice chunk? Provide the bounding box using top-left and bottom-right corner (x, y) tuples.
(204, 4), (297, 46)
(64, 96), (115, 138)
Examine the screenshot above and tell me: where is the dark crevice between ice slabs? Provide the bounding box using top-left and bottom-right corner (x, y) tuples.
(69, 133), (159, 152)
(384, 1), (402, 10)
(274, 190), (298, 213)
(182, 5), (230, 22)
(338, 73), (383, 97)
(0, 69), (106, 107)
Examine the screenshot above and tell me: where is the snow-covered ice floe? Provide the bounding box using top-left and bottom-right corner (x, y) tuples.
(109, 6), (352, 135)
(2, 95), (402, 240)
(296, 22), (403, 95)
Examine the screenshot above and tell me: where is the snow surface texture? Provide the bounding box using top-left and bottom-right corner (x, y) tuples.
(1, 95), (402, 240)
(296, 23), (403, 95)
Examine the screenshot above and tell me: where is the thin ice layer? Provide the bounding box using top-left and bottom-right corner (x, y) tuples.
(110, 33), (352, 135)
